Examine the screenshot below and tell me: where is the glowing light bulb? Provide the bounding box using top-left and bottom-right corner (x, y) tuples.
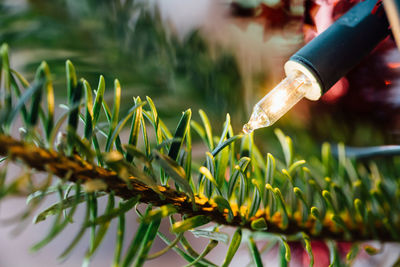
(243, 72), (310, 134)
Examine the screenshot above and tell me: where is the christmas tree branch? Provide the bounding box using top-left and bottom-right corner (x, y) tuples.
(0, 134), (395, 242)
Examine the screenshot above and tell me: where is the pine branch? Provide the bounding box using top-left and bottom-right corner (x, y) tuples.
(0, 134), (396, 242)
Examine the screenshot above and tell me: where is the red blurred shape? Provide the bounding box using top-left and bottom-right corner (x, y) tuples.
(371, 0), (383, 15)
(387, 62), (400, 68)
(302, 241), (330, 267)
(321, 78), (349, 103)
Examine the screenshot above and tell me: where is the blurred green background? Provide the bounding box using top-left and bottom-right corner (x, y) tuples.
(1, 0), (245, 127)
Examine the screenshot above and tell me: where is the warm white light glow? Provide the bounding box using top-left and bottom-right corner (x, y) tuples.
(268, 89), (288, 114)
(243, 72), (310, 134)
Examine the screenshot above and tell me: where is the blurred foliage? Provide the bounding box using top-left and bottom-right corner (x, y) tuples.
(0, 0), (246, 127)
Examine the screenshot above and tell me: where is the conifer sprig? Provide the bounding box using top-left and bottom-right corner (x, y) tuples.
(1, 44), (399, 266)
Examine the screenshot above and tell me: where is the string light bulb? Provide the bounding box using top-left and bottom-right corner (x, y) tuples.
(243, 61), (322, 134)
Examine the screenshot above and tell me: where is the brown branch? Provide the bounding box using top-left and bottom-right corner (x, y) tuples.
(0, 134), (396, 242)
